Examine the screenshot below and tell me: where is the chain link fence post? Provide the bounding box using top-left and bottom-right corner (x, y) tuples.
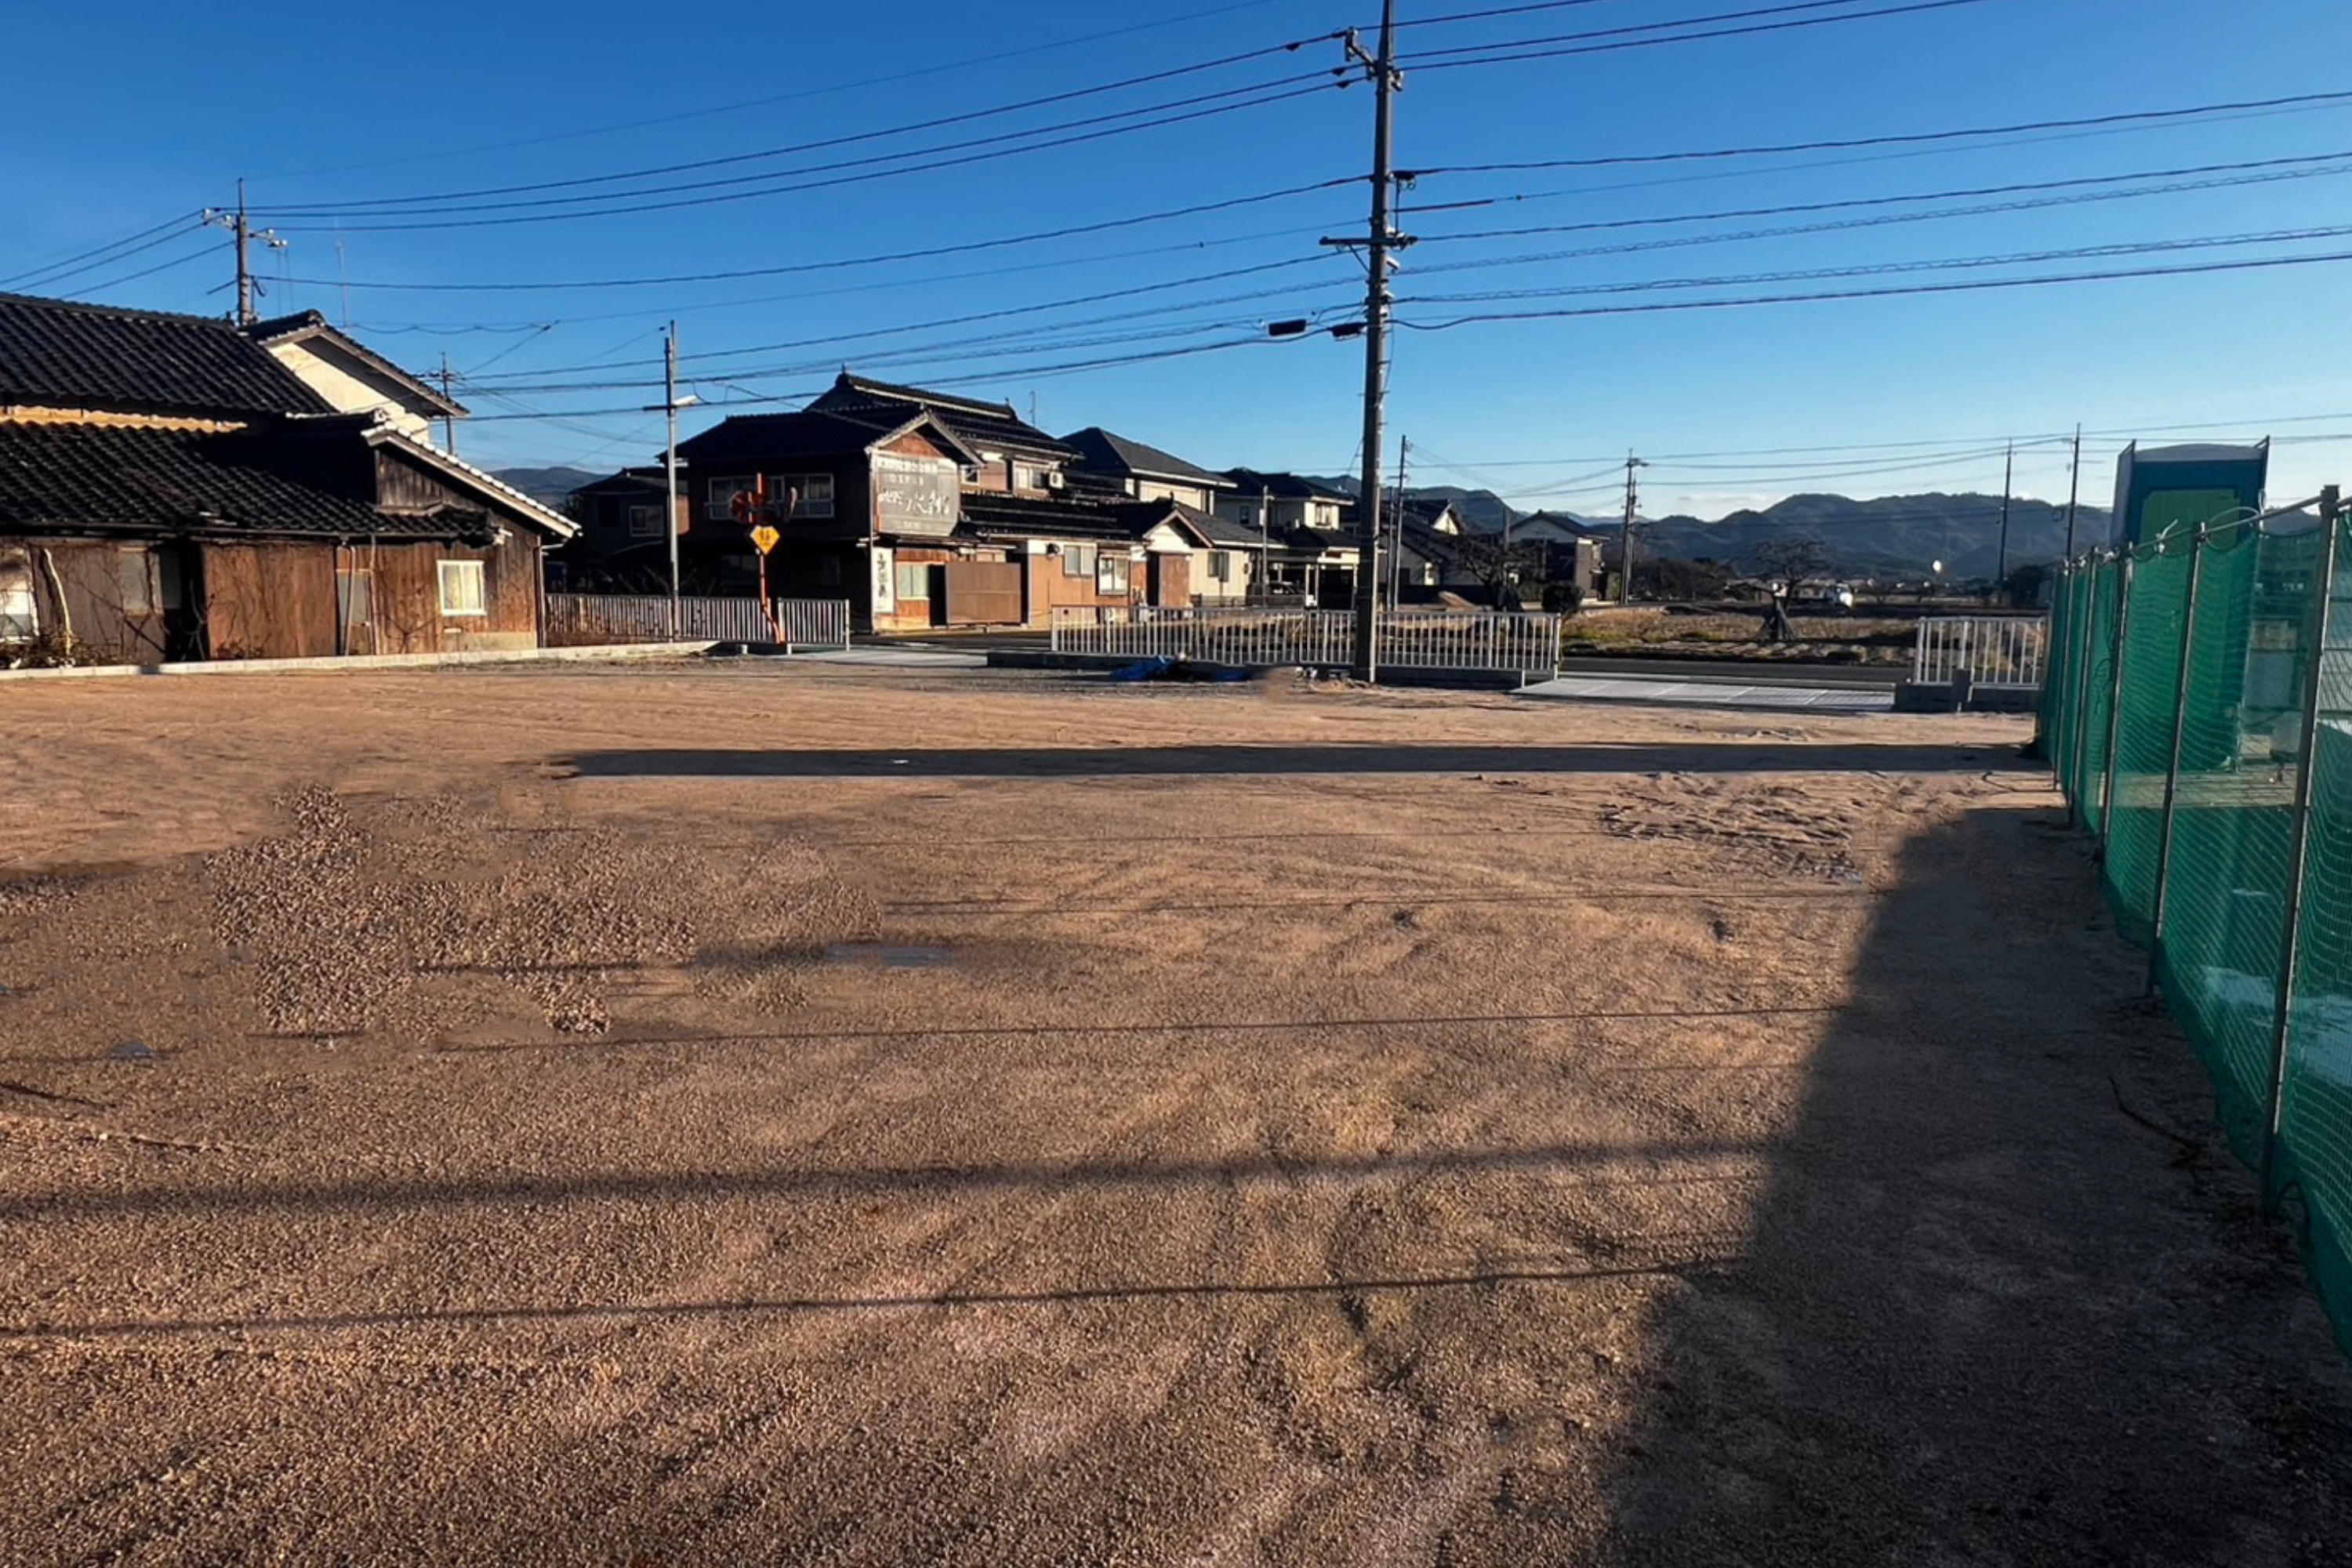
(2262, 486), (2344, 1210)
(2147, 524), (2210, 994)
(2099, 551), (2140, 844)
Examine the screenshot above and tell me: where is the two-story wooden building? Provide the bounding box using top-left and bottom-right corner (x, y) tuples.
(0, 292), (575, 662)
(648, 372), (1219, 632)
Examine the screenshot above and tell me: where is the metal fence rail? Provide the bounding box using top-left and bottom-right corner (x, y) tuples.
(1049, 605), (1563, 674)
(546, 594), (851, 652)
(1913, 615), (2049, 688)
(2039, 491), (2352, 1359)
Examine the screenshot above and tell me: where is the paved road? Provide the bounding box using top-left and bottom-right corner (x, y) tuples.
(860, 635), (1905, 691)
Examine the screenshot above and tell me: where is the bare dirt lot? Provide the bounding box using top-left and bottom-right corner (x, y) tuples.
(2, 660), (2350, 1566)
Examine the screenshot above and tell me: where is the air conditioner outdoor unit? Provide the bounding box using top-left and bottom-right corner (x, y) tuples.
(1044, 471), (1065, 489)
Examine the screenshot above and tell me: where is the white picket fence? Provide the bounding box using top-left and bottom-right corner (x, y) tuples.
(1911, 615), (2049, 689)
(546, 594), (851, 652)
(1050, 605), (1563, 675)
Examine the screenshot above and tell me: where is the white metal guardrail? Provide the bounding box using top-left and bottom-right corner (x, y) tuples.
(1912, 615), (2049, 688)
(1049, 605), (1563, 674)
(546, 594), (851, 652)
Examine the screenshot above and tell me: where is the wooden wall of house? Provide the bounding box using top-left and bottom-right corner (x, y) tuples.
(1020, 546), (1151, 628)
(201, 542), (342, 659)
(6, 539), (173, 662)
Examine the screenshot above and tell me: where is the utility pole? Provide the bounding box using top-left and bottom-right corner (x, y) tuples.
(1620, 452), (1646, 602)
(202, 180), (284, 328)
(1389, 434), (1410, 608)
(1996, 439), (2016, 595)
(1325, 0), (1406, 682)
(639, 323), (698, 639)
(2063, 423), (2084, 558)
(437, 352), (459, 456)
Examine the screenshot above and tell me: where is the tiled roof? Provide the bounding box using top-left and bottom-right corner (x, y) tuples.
(957, 492), (1146, 543)
(811, 372), (1073, 460)
(1060, 426), (1232, 488)
(0, 419), (441, 538)
(1224, 468), (1353, 503)
(677, 408), (977, 470)
(0, 292), (331, 419)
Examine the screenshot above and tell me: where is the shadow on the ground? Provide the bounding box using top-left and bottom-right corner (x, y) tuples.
(563, 742), (2016, 780)
(1584, 808), (2352, 1567)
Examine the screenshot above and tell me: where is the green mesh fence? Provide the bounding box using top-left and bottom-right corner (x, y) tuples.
(2045, 506), (2351, 1358)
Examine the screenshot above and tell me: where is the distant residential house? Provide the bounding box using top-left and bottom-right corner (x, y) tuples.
(560, 468), (691, 591)
(241, 310), (466, 446)
(1060, 427), (1236, 514)
(663, 374), (1216, 631)
(1463, 509), (1602, 598)
(0, 292), (574, 663)
(1217, 470), (1363, 605)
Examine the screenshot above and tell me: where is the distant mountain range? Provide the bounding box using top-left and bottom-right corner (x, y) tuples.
(1316, 476), (2108, 581)
(494, 466), (604, 510)
(509, 459), (2103, 583)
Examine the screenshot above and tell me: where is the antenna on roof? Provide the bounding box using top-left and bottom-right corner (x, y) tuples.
(1029, 392), (1039, 427)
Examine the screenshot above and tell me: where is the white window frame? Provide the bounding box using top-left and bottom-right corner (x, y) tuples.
(1062, 543), (1096, 579)
(0, 583), (34, 642)
(1097, 554), (1131, 595)
(707, 476), (754, 522)
(1207, 550), (1232, 583)
(893, 562), (931, 602)
(438, 559), (488, 619)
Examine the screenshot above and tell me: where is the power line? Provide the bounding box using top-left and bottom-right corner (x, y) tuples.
(1409, 163), (2352, 276)
(463, 256), (1347, 384)
(1413, 87), (2352, 178)
(64, 242), (222, 299)
(1406, 0), (2006, 73)
(256, 0), (1312, 182)
(264, 72), (1336, 227)
(1412, 148), (2352, 246)
(267, 82), (1343, 234)
(1395, 245), (2352, 330)
(2, 213), (202, 292)
(289, 178), (1353, 292)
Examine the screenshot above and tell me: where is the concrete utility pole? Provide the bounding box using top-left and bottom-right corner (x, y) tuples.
(638, 323), (699, 637)
(1389, 434), (1410, 608)
(202, 180), (284, 328)
(2063, 423), (2084, 558)
(437, 353), (459, 456)
(1620, 452), (1646, 602)
(1996, 439), (2016, 593)
(1327, 0), (1406, 682)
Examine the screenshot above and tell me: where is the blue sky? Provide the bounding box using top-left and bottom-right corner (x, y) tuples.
(6, 0), (2350, 532)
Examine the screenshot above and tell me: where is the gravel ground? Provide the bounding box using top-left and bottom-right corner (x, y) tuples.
(1, 660), (2348, 1566)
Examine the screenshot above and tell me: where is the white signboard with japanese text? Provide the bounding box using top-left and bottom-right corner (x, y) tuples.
(872, 453), (960, 538)
(871, 546), (896, 615)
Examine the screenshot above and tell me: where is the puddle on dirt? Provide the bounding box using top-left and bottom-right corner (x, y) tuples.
(823, 943), (955, 970)
(110, 1041), (155, 1063)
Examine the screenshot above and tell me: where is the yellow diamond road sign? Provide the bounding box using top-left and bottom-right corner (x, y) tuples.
(750, 525), (780, 555)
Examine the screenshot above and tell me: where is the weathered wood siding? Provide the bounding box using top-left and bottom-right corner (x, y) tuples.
(9, 539), (172, 661)
(201, 542), (340, 659)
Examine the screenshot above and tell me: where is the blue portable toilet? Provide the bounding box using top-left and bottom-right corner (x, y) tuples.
(2111, 440), (2270, 547)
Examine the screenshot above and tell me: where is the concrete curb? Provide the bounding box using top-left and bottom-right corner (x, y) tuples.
(0, 642), (720, 684)
(986, 649), (1531, 691)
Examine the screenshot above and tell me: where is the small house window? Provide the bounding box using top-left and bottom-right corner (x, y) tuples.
(628, 504), (663, 539)
(893, 563), (930, 601)
(438, 559), (487, 618)
(1062, 543), (1096, 579)
(707, 476), (754, 521)
(1097, 554), (1131, 595)
(762, 473), (835, 519)
(1207, 550), (1232, 583)
(117, 549), (156, 616)
(0, 583), (33, 641)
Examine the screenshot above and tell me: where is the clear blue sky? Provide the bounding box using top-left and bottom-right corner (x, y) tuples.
(7, 0), (2350, 530)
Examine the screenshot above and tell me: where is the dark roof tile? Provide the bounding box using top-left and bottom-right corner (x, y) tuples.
(0, 292), (330, 419)
(1059, 426), (1232, 488)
